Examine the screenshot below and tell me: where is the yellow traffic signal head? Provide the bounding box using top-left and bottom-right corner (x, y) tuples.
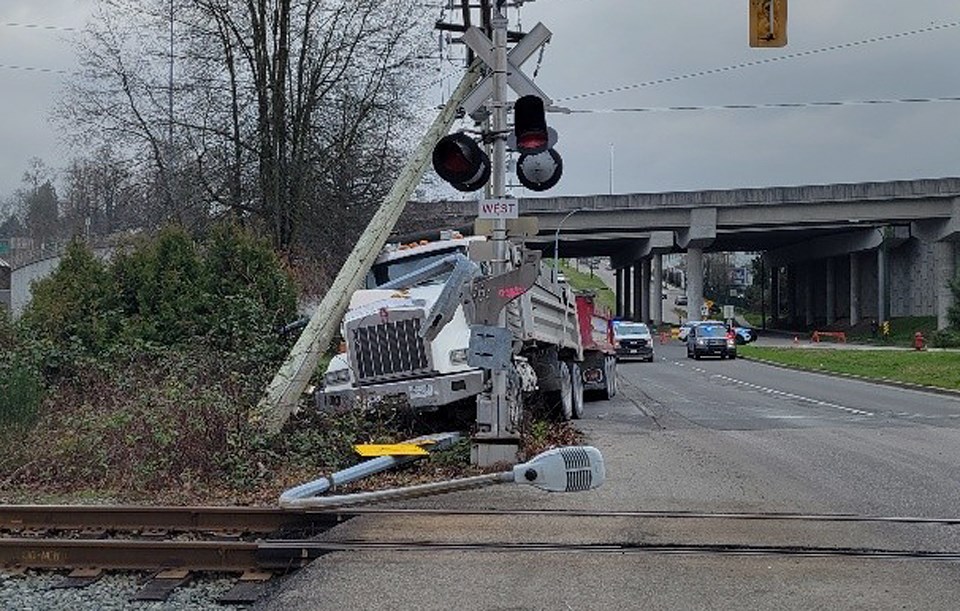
(750, 0), (787, 48)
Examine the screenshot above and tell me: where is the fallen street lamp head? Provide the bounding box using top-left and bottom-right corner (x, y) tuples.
(512, 445), (606, 492)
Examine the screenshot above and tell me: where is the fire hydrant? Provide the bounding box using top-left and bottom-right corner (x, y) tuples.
(914, 331), (926, 351)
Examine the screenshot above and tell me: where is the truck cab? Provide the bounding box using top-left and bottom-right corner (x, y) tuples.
(611, 320), (654, 362)
(318, 232), (486, 412)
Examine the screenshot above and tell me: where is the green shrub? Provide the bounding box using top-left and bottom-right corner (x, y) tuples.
(930, 329), (960, 348)
(0, 316), (44, 433)
(1, 223), (304, 496)
(110, 226), (208, 345)
(0, 358), (43, 432)
(18, 238), (115, 356)
(20, 224), (298, 358)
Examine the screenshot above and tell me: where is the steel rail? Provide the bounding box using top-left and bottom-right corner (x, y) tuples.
(0, 538), (266, 571)
(0, 505), (348, 533)
(3, 536), (959, 571)
(261, 539), (960, 562)
(5, 505), (960, 529)
(345, 507), (960, 526)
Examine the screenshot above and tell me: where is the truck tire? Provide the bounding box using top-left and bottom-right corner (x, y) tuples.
(601, 356), (617, 400)
(557, 361), (574, 420)
(571, 362), (585, 419)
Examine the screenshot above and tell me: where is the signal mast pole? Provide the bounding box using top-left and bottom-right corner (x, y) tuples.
(476, 2), (518, 465)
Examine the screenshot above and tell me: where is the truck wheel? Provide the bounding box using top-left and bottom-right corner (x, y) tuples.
(557, 361), (574, 420)
(610, 361), (620, 397)
(571, 362), (585, 419)
(608, 357), (618, 398)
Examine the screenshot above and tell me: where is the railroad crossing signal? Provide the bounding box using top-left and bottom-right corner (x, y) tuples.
(432, 132), (491, 192)
(512, 95), (562, 191)
(749, 0), (787, 47)
(432, 23), (563, 192)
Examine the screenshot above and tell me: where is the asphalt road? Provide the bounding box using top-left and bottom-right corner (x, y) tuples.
(259, 343), (960, 610)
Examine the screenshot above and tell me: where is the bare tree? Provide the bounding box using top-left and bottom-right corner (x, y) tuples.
(58, 0), (434, 254)
(61, 146), (145, 237)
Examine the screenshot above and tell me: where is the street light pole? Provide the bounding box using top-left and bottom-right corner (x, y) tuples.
(553, 209), (582, 282)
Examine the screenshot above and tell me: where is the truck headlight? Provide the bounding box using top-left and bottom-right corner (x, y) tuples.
(726, 339), (736, 348)
(696, 338), (706, 345)
(449, 348), (469, 365)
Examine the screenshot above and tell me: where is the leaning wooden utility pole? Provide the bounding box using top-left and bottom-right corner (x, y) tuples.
(253, 64), (482, 435)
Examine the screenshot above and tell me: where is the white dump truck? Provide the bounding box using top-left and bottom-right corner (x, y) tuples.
(317, 230), (617, 420)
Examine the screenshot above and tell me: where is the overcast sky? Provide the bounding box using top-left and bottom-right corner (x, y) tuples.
(2, 0), (959, 203)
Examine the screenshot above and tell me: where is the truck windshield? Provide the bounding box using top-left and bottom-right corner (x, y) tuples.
(365, 247), (466, 288)
(698, 325), (728, 338)
(614, 322), (649, 336)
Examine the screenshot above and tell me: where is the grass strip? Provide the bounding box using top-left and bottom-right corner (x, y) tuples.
(739, 346), (960, 391)
(556, 261), (616, 313)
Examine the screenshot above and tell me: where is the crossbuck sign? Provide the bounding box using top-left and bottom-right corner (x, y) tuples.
(460, 23), (553, 119)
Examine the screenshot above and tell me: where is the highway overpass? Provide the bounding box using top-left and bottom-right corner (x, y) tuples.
(399, 177), (960, 330)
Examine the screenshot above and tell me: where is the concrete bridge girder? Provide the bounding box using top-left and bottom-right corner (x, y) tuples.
(676, 208), (717, 251)
(609, 231), (674, 269)
(912, 198), (960, 243)
(765, 228), (886, 267)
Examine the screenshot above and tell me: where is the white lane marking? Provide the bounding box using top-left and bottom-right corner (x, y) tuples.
(680, 364), (875, 417)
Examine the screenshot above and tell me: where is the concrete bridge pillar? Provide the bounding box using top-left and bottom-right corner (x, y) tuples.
(623, 266), (633, 320)
(850, 253), (861, 326)
(641, 258), (652, 323)
(652, 254), (663, 326)
(804, 263), (814, 327)
(825, 258), (836, 326)
(787, 264), (798, 326)
(877, 246), (888, 325)
(632, 265), (643, 322)
(935, 241), (956, 330)
(770, 265), (781, 322)
(614, 267), (625, 318)
(686, 247), (704, 322)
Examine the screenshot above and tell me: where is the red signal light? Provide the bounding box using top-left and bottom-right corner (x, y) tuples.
(513, 95), (549, 155)
(432, 133), (491, 192)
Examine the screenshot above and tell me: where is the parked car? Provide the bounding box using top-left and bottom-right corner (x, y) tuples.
(612, 320), (654, 362)
(687, 321), (737, 360)
(732, 325), (757, 344)
(677, 321), (695, 341)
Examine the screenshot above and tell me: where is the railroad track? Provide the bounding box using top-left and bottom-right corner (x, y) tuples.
(3, 505), (959, 603)
(0, 505), (352, 604)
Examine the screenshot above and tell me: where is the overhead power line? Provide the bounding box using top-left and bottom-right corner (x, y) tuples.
(0, 63), (70, 75)
(2, 21), (78, 32)
(557, 20), (960, 103)
(565, 96), (960, 115)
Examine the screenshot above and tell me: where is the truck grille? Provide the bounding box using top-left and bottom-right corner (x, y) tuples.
(349, 315), (431, 384)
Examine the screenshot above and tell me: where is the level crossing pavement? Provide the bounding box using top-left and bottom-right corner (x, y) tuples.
(256, 340), (960, 610)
